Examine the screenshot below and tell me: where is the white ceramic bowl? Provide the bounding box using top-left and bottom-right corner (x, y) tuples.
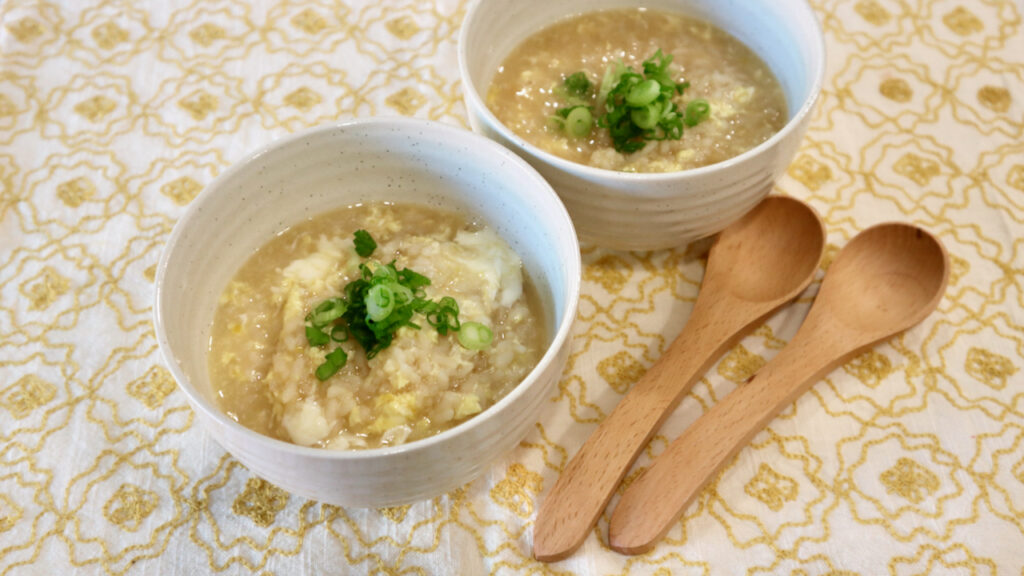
(459, 0), (825, 251)
(154, 118), (581, 507)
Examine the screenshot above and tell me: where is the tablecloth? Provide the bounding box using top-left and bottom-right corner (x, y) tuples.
(1, 0), (1022, 574)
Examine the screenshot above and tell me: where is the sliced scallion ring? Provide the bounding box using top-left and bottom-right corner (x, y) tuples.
(457, 321), (494, 351)
(625, 78), (661, 107)
(565, 106), (593, 138)
(366, 284), (395, 322)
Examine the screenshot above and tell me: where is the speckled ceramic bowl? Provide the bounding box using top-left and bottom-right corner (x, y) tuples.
(154, 118), (580, 507)
(459, 0), (825, 250)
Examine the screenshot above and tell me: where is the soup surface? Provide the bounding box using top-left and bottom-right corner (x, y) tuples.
(209, 203), (545, 450)
(487, 8), (787, 173)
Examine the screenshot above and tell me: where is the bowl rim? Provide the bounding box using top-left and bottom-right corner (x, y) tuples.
(154, 116), (582, 462)
(457, 0), (826, 182)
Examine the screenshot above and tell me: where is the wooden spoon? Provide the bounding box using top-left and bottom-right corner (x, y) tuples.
(608, 223), (949, 555)
(532, 196), (825, 562)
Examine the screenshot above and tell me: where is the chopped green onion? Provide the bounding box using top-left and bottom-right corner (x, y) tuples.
(630, 102), (661, 130)
(397, 268), (430, 291)
(307, 298), (347, 327)
(425, 296), (460, 335)
(353, 229), (377, 257)
(366, 284), (395, 322)
(563, 49), (709, 154)
(305, 248), (471, 380)
(315, 347), (349, 381)
(564, 71), (592, 97)
(565, 106), (593, 138)
(306, 325), (330, 346)
(457, 322), (494, 351)
(598, 62), (627, 104)
(684, 99), (711, 127)
(625, 79), (661, 107)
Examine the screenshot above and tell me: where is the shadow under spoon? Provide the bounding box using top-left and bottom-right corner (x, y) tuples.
(533, 196), (826, 562)
(608, 222), (950, 555)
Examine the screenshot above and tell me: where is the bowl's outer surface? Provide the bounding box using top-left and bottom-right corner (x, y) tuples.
(154, 118), (581, 507)
(459, 0), (825, 250)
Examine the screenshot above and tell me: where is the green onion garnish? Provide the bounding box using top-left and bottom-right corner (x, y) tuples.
(303, 230), (494, 381)
(315, 347), (349, 381)
(458, 322), (494, 351)
(684, 99), (711, 127)
(353, 229), (377, 257)
(565, 106), (593, 138)
(564, 71), (592, 97)
(625, 79), (660, 107)
(366, 284), (395, 322)
(306, 325), (330, 346)
(556, 49), (711, 153)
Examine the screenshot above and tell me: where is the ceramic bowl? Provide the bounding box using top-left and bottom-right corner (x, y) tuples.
(458, 0), (825, 250)
(154, 118), (581, 507)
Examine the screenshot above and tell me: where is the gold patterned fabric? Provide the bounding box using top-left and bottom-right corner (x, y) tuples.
(1, 0), (1022, 574)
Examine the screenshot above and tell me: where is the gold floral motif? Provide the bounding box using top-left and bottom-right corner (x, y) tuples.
(103, 484), (159, 531)
(189, 22), (228, 47)
(976, 86), (1011, 113)
(597, 351), (646, 394)
(126, 366), (177, 409)
(378, 504), (410, 523)
(943, 6), (984, 36)
(73, 95), (117, 122)
(949, 255), (969, 284)
(6, 18), (44, 43)
(177, 91), (219, 121)
(283, 87), (323, 111)
(160, 176), (202, 206)
(889, 543), (999, 575)
(843, 350), (893, 388)
(583, 255), (629, 293)
(1, 375), (57, 419)
(91, 21), (129, 49)
(854, 0), (890, 26)
(490, 463), (543, 518)
(717, 344), (765, 383)
(1012, 457), (1024, 486)
(788, 154), (832, 191)
(893, 153), (940, 186)
(143, 264), (157, 282)
(24, 267), (70, 311)
(0, 94), (15, 118)
(1006, 164), (1024, 192)
(879, 78), (913, 103)
(964, 347), (1016, 390)
(385, 87), (426, 116)
(744, 463), (798, 511)
(386, 16), (420, 39)
(879, 457), (940, 504)
(232, 477), (289, 527)
(0, 494), (22, 533)
(291, 8), (328, 34)
(56, 176), (96, 208)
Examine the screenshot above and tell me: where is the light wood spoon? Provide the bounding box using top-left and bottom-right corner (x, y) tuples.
(608, 223), (950, 555)
(532, 196), (825, 562)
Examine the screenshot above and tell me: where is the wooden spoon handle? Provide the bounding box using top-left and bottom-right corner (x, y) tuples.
(607, 319), (855, 554)
(533, 294), (774, 562)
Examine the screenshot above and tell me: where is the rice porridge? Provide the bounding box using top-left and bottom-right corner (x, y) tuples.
(209, 203), (546, 450)
(487, 8), (787, 173)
